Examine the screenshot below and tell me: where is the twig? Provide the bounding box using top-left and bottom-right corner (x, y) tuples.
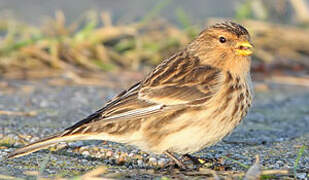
(183, 168), (290, 178)
(81, 166), (111, 180)
(244, 155), (261, 180)
(222, 155), (250, 169)
(0, 174), (23, 180)
(261, 169), (290, 176)
(0, 110), (37, 116)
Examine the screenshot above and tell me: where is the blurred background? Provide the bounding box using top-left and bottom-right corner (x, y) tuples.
(0, 0), (308, 84)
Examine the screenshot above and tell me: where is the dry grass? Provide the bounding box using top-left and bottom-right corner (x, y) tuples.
(0, 11), (194, 79)
(1, 11), (309, 79)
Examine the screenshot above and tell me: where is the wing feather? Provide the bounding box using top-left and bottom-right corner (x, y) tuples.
(139, 65), (224, 105)
(65, 53), (224, 134)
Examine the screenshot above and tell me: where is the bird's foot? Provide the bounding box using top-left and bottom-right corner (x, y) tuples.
(184, 156), (231, 171)
(181, 154), (205, 170)
(164, 151), (187, 170)
(164, 151), (222, 171)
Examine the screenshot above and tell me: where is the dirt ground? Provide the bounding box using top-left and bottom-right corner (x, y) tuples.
(0, 75), (308, 179)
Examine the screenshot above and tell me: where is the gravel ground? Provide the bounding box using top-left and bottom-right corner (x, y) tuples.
(0, 77), (308, 179)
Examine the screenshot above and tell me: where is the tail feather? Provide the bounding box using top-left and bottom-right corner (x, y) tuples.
(7, 132), (87, 159)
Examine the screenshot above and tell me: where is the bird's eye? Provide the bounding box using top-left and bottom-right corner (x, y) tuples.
(219, 36), (226, 43)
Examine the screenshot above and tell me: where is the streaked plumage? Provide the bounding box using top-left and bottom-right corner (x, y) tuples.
(8, 22), (253, 168)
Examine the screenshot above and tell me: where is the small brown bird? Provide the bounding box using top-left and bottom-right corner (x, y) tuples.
(8, 21), (253, 169)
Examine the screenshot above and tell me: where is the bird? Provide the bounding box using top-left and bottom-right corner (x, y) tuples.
(8, 21), (253, 169)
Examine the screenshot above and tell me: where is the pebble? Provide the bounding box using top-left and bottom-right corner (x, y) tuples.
(297, 173), (307, 179)
(157, 158), (168, 168)
(137, 159), (144, 167)
(106, 150), (113, 157)
(82, 151), (90, 156)
(116, 155), (126, 165)
(148, 157), (158, 166)
(39, 100), (49, 107)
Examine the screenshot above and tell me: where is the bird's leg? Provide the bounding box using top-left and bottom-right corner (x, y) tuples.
(182, 154), (205, 170)
(164, 150), (187, 170)
(183, 154), (203, 165)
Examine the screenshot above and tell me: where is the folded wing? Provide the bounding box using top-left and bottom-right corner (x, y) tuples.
(8, 52), (225, 159)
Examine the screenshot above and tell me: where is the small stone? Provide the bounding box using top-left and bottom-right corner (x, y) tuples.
(1, 148), (10, 152)
(106, 150), (113, 157)
(137, 159), (144, 167)
(128, 153), (135, 159)
(82, 151), (90, 156)
(297, 173), (306, 179)
(92, 147), (99, 152)
(39, 100), (49, 107)
(148, 157), (158, 166)
(157, 158), (168, 168)
(116, 155), (126, 165)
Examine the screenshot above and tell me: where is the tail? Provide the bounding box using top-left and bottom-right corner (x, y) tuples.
(7, 132), (88, 159)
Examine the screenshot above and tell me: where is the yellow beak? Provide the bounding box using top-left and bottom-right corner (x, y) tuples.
(235, 41), (253, 56)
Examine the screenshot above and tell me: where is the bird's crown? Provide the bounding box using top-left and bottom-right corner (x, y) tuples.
(209, 21), (249, 37)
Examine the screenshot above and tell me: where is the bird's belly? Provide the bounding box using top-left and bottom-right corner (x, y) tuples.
(146, 107), (245, 154)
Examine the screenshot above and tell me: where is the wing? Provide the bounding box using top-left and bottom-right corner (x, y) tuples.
(139, 52), (224, 105)
(66, 51), (224, 131)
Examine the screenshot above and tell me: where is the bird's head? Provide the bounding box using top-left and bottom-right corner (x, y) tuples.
(189, 21), (253, 75)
